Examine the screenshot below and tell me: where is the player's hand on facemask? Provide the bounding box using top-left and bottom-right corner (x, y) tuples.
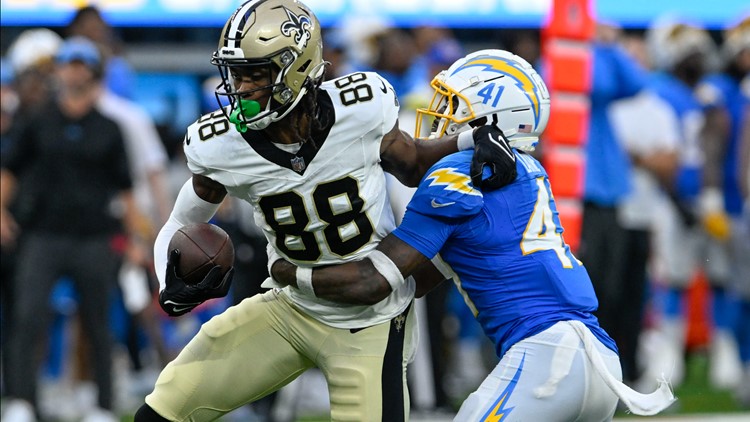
(158, 249), (234, 317)
(471, 125), (517, 191)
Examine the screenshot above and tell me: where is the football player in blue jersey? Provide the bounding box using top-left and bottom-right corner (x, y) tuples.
(269, 49), (676, 420)
(644, 17), (742, 390)
(696, 17), (750, 398)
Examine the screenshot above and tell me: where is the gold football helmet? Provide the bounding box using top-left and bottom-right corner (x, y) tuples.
(212, 0), (325, 131)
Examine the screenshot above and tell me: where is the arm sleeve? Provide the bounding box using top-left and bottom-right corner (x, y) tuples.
(154, 179), (222, 291)
(373, 72), (400, 138)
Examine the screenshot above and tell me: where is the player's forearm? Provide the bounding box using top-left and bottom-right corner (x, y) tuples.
(412, 134), (461, 177)
(271, 259), (392, 305)
(383, 131), (460, 187)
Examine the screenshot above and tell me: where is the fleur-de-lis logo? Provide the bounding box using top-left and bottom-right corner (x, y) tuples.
(280, 7), (311, 48)
(394, 314), (406, 332)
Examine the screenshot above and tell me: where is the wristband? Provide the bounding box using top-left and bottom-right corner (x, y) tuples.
(457, 129), (475, 151)
(368, 250), (405, 290)
(296, 266), (315, 296)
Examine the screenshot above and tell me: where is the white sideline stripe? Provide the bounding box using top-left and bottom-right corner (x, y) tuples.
(408, 413), (750, 422)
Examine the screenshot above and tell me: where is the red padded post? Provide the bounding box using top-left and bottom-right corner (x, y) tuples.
(541, 0), (593, 254)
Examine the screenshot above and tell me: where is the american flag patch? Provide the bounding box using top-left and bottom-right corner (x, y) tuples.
(518, 124), (532, 133)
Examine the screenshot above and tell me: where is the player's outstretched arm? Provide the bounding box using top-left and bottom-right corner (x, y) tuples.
(380, 122), (517, 190)
(271, 235), (432, 305)
(379, 121), (460, 187)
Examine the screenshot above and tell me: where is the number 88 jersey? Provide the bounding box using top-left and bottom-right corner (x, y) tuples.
(183, 72), (414, 328)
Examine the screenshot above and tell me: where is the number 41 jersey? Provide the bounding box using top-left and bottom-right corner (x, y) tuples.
(183, 72), (414, 329)
(393, 151), (617, 358)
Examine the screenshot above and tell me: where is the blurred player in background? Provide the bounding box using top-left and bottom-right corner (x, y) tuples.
(133, 1), (514, 420)
(606, 30), (681, 388)
(696, 16), (750, 401)
(644, 17), (743, 389)
(269, 49), (676, 420)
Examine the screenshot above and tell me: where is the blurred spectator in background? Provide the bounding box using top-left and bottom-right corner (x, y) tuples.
(0, 37), (138, 422)
(6, 28), (62, 120)
(95, 62), (174, 405)
(508, 29), (542, 66)
(607, 32), (681, 387)
(644, 16), (742, 390)
(695, 16), (750, 403)
(369, 28), (429, 107)
(0, 57), (19, 398)
(66, 5), (136, 100)
(577, 22), (647, 386)
(2, 28), (62, 408)
(333, 16), (393, 74)
(58, 10), (174, 413)
(321, 29), (351, 80)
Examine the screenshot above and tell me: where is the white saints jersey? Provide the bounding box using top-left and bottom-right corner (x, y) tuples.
(183, 72), (415, 328)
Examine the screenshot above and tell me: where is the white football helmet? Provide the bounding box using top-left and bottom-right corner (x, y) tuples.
(721, 16), (750, 67)
(211, 0), (325, 131)
(645, 16), (717, 72)
(416, 49), (550, 151)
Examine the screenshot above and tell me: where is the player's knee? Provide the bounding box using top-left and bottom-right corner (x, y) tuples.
(134, 404), (171, 422)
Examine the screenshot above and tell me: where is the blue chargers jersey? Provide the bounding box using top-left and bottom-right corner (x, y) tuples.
(698, 73), (748, 215)
(650, 73), (705, 202)
(393, 150), (617, 358)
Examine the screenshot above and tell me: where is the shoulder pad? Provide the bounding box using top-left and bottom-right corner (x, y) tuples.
(406, 152), (483, 220)
(182, 110), (234, 176)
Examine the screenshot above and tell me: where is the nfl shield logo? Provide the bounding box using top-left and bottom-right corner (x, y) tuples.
(291, 156), (306, 173)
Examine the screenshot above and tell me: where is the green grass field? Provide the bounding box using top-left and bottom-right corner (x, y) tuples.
(616, 350), (746, 418)
(108, 349), (748, 421)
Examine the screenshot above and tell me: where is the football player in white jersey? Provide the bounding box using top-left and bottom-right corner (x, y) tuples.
(133, 1), (515, 421)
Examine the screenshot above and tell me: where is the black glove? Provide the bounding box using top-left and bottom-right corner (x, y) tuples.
(470, 125), (517, 191)
(158, 249), (234, 317)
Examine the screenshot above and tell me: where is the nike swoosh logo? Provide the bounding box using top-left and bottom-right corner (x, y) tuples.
(380, 80), (388, 94)
(487, 132), (514, 161)
(164, 299), (201, 313)
(431, 199), (456, 208)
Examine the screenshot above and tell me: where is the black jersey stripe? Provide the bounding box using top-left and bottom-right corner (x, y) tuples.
(225, 0), (264, 49)
(381, 302), (412, 422)
(240, 89), (335, 175)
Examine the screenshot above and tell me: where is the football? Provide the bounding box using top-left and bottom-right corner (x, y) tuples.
(167, 222), (234, 285)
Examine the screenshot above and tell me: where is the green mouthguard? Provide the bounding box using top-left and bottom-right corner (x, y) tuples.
(229, 99), (261, 133)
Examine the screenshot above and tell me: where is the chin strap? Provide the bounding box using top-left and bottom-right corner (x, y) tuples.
(229, 99), (261, 133)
